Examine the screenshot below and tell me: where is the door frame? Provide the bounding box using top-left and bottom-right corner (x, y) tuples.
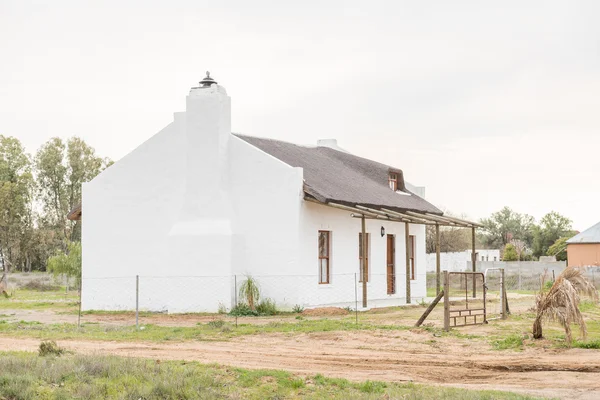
(386, 234), (395, 294)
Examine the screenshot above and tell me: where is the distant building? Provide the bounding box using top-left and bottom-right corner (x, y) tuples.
(567, 221), (600, 267)
(426, 249), (500, 272)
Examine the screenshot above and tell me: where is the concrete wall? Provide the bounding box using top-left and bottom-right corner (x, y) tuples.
(426, 250), (500, 272)
(567, 243), (600, 267)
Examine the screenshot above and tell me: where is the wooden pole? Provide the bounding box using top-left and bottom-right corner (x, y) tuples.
(443, 271), (450, 331)
(501, 268), (507, 320)
(405, 222), (411, 304)
(471, 226), (477, 298)
(435, 223), (441, 296)
(415, 290), (444, 327)
(361, 215), (367, 308)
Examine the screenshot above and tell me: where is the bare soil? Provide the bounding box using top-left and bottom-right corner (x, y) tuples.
(301, 307), (349, 316)
(3, 329), (599, 400)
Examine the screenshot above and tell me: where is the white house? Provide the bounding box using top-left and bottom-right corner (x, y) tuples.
(79, 73), (470, 313)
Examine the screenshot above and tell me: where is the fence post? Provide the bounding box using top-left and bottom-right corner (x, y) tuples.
(354, 273), (358, 325)
(518, 267), (522, 291)
(234, 274), (238, 328)
(135, 275), (139, 331)
(443, 271), (450, 332)
(501, 268), (506, 320)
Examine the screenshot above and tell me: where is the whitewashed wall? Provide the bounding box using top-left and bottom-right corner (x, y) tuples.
(425, 249), (501, 272)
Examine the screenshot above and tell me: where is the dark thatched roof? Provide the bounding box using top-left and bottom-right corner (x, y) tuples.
(236, 135), (442, 215)
(67, 203), (82, 221)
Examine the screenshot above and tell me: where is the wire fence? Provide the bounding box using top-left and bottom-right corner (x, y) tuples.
(79, 272), (429, 323)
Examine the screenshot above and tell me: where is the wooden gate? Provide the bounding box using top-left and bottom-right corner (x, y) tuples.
(443, 271), (486, 331)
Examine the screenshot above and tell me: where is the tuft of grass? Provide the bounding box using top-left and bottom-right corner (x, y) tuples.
(38, 340), (65, 356)
(255, 298), (278, 316)
(292, 304), (304, 313)
(492, 334), (524, 351)
(206, 320), (225, 329)
(572, 339), (600, 349)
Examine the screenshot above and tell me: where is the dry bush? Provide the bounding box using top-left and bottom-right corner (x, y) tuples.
(21, 279), (60, 292)
(532, 267), (598, 343)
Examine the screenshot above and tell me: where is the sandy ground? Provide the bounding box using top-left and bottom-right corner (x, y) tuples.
(2, 329), (599, 400)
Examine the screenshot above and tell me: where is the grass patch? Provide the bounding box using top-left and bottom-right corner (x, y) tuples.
(38, 340), (65, 356)
(492, 334), (524, 351)
(572, 339), (600, 349)
(0, 351), (546, 399)
(0, 318), (412, 343)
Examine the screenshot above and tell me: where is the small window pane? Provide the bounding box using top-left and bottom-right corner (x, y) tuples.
(319, 232), (329, 257)
(320, 259), (328, 282)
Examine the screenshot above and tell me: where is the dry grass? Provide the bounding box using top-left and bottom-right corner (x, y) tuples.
(532, 267), (598, 343)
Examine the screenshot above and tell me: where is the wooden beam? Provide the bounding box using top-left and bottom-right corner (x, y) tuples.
(415, 290), (444, 327)
(443, 271), (450, 332)
(361, 215), (367, 308)
(328, 202), (379, 217)
(404, 211), (461, 226)
(405, 222), (411, 304)
(435, 223), (441, 296)
(426, 213), (484, 228)
(380, 208), (438, 225)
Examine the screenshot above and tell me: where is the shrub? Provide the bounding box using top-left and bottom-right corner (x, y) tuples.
(22, 279), (60, 292)
(292, 304), (304, 313)
(207, 320), (225, 328)
(256, 298), (278, 316)
(217, 302), (227, 314)
(238, 275), (260, 310)
(38, 340), (65, 357)
(492, 334), (524, 350)
(229, 303), (259, 317)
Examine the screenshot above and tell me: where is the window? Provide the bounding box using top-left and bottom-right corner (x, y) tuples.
(359, 233), (370, 282)
(493, 256), (497, 261)
(318, 231), (331, 284)
(481, 256), (485, 261)
(409, 235), (416, 280)
(388, 173), (398, 191)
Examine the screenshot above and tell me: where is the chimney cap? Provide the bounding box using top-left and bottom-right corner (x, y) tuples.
(199, 71), (217, 87)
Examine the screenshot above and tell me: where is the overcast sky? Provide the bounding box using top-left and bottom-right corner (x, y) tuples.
(1, 1), (598, 230)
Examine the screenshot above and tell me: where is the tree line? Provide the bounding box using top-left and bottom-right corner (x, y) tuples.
(0, 135), (111, 273)
(426, 207), (576, 261)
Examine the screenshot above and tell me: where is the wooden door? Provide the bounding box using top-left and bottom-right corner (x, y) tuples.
(387, 234), (395, 294)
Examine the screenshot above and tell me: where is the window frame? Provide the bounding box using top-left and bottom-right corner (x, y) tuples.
(388, 173), (398, 191)
(318, 230), (331, 284)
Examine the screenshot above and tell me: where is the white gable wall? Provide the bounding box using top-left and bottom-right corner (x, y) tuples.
(81, 117), (188, 310)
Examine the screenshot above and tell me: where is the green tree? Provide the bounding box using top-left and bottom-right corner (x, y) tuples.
(547, 234), (576, 262)
(0, 136), (33, 272)
(35, 137), (110, 248)
(502, 243), (519, 261)
(480, 207), (535, 249)
(47, 241), (81, 281)
(532, 211), (574, 259)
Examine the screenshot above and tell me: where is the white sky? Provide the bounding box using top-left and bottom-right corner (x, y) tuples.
(1, 1), (598, 230)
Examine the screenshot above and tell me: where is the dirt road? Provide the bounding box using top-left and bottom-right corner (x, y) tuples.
(3, 329), (599, 400)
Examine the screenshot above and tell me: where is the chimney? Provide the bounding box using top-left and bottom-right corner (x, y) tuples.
(171, 72), (232, 234)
